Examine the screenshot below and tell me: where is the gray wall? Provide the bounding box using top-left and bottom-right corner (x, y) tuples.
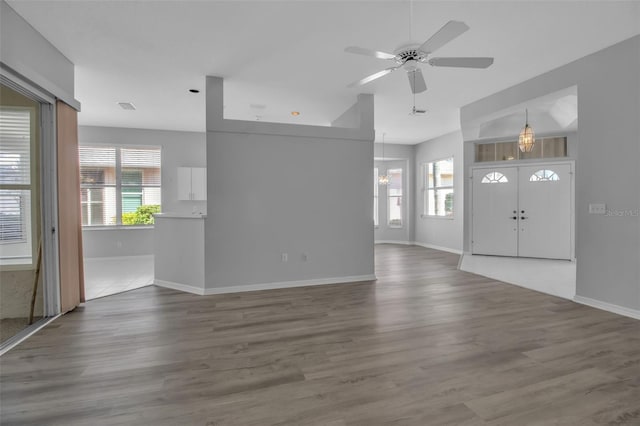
(414, 131), (464, 252)
(205, 76), (374, 288)
(206, 131), (374, 287)
(0, 1), (77, 108)
(461, 35), (640, 311)
(82, 228), (154, 258)
(79, 126), (206, 257)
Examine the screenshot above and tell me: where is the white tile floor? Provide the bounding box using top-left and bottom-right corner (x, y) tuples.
(83, 255), (154, 300)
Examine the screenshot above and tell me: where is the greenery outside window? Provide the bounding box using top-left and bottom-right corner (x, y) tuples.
(79, 146), (161, 226)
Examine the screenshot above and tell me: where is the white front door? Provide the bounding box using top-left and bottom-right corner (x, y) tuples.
(472, 167), (519, 256)
(518, 164), (572, 260)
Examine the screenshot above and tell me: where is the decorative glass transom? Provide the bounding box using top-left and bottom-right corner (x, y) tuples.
(530, 169), (559, 182)
(481, 172), (509, 183)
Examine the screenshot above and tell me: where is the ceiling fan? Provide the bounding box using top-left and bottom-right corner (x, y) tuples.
(345, 20), (494, 94)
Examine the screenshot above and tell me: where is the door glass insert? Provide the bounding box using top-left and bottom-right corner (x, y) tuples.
(529, 169), (560, 182)
(481, 171), (509, 183)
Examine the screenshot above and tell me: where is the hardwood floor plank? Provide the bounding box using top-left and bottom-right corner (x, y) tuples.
(1, 244), (639, 425)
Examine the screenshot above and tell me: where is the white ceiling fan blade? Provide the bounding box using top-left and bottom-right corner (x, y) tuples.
(347, 67), (399, 88)
(419, 21), (469, 54)
(428, 57), (494, 68)
(345, 46), (396, 60)
(407, 69), (427, 94)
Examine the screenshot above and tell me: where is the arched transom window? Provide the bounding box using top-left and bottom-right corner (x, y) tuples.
(529, 169), (559, 182)
(481, 171), (509, 183)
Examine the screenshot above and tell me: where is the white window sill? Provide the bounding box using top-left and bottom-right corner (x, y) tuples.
(0, 260), (34, 271)
(82, 225), (155, 231)
(421, 214), (454, 220)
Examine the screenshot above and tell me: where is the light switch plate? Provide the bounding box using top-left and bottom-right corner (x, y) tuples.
(589, 203), (606, 214)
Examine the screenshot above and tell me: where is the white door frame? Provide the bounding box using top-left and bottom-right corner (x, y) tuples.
(469, 160), (575, 261)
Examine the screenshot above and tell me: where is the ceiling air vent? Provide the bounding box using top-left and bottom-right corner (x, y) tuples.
(117, 102), (136, 111)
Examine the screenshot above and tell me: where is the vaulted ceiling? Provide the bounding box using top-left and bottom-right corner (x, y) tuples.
(7, 1), (640, 143)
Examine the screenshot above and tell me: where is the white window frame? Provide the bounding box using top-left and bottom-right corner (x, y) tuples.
(79, 145), (161, 228)
(423, 157), (454, 219)
(373, 167), (379, 227)
(0, 106), (36, 266)
(387, 168), (403, 228)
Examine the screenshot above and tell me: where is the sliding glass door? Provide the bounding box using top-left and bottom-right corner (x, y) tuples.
(0, 82), (50, 346)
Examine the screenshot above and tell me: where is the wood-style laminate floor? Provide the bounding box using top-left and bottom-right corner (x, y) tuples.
(1, 245), (639, 425)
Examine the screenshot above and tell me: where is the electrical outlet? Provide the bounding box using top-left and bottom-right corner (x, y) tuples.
(589, 203), (606, 215)
(281, 253), (288, 262)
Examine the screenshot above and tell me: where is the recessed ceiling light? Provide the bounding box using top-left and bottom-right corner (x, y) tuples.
(189, 89), (200, 93)
(291, 111), (300, 116)
(117, 102), (136, 110)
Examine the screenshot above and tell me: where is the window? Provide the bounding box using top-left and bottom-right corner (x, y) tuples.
(79, 146), (161, 226)
(475, 137), (567, 162)
(373, 167), (379, 227)
(481, 171), (509, 183)
(387, 168), (402, 227)
(529, 169), (559, 182)
(424, 157), (454, 217)
(0, 107), (34, 265)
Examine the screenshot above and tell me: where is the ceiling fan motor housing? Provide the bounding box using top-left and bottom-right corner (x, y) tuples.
(394, 45), (428, 69)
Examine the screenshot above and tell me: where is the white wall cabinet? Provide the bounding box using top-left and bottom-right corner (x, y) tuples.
(472, 162), (573, 260)
(177, 167), (206, 201)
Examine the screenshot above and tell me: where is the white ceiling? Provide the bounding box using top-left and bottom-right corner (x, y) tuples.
(7, 1), (640, 144)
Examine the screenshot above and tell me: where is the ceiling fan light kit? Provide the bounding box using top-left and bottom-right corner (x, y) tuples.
(345, 20), (494, 95)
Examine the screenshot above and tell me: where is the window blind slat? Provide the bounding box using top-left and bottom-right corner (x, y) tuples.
(0, 190), (28, 242)
(0, 108), (31, 185)
(121, 148), (161, 186)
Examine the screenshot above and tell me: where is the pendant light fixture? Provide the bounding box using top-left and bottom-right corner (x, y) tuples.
(378, 133), (390, 185)
(518, 109), (535, 152)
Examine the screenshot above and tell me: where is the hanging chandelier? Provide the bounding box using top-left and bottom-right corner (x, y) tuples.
(518, 109), (535, 153)
(378, 133), (390, 185)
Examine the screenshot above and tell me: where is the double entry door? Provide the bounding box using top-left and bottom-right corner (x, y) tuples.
(472, 162), (573, 260)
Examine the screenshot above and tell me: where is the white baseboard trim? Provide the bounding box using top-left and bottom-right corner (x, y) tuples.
(156, 274), (377, 296)
(205, 274), (377, 295)
(375, 240), (462, 255)
(154, 279), (205, 295)
(573, 296), (640, 320)
(375, 240), (412, 245)
(412, 242), (463, 255)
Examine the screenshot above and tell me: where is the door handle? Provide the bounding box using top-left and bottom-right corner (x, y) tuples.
(521, 216), (528, 220)
(511, 216), (518, 220)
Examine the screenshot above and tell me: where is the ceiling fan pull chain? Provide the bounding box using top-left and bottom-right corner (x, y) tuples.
(408, 0), (413, 41)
